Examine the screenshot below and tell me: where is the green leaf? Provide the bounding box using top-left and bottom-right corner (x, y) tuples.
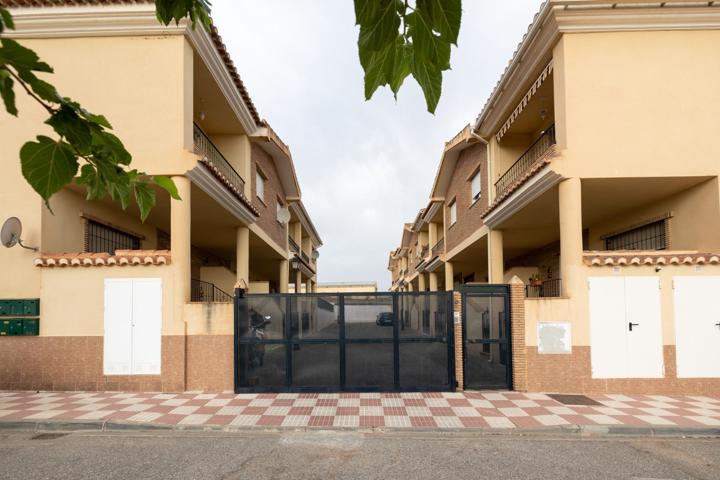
(411, 58), (442, 114)
(417, 0), (461, 45)
(360, 37), (411, 100)
(20, 136), (79, 204)
(46, 105), (92, 151)
(16, 69), (61, 104)
(156, 0), (211, 31)
(134, 182), (156, 222)
(0, 7), (15, 33)
(153, 175), (181, 200)
(76, 164), (106, 201)
(356, 0), (402, 51)
(0, 38), (53, 74)
(407, 10), (451, 70)
(91, 130), (131, 165)
(0, 69), (17, 116)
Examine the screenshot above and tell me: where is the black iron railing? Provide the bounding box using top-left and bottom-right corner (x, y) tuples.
(525, 278), (562, 298)
(495, 124), (555, 197)
(301, 251), (310, 263)
(193, 123), (246, 195)
(289, 237), (300, 253)
(191, 278), (234, 303)
(431, 238), (444, 258)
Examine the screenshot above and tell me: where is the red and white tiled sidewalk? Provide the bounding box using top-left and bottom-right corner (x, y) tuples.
(1, 391), (719, 430)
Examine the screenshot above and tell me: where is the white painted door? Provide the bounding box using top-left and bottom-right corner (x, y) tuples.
(103, 279), (133, 375)
(673, 276), (720, 378)
(130, 278), (162, 375)
(103, 278), (162, 375)
(625, 277), (664, 378)
(589, 277), (628, 379)
(588, 276), (664, 379)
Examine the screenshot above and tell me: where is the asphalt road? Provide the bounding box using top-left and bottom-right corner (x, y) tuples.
(1, 430), (719, 480)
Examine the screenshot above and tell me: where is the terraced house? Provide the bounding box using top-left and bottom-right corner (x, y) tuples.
(390, 0), (720, 395)
(0, 1), (321, 391)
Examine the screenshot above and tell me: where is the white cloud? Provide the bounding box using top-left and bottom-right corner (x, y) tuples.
(213, 0), (543, 290)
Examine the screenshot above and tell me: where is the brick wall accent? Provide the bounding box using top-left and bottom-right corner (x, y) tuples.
(510, 281), (527, 391)
(186, 335), (234, 391)
(0, 336), (185, 392)
(526, 345), (720, 396)
(251, 143), (287, 249)
(445, 144), (488, 253)
(453, 291), (464, 390)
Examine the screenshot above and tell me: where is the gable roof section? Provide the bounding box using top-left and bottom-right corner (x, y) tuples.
(429, 124), (483, 199)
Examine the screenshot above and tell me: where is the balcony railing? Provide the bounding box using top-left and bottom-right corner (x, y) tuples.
(193, 123), (246, 195)
(431, 238), (445, 258)
(289, 237), (300, 253)
(525, 278), (562, 299)
(495, 124), (555, 197)
(301, 251), (310, 263)
(191, 278), (234, 303)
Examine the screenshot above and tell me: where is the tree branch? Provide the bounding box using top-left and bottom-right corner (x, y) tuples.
(3, 66), (56, 115)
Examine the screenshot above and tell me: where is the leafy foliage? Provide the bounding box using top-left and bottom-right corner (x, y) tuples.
(156, 0), (212, 30)
(355, 0), (461, 113)
(0, 3), (205, 221)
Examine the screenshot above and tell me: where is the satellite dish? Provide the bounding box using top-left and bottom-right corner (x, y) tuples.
(277, 207), (291, 225)
(1, 217), (38, 251)
(312, 250), (320, 260)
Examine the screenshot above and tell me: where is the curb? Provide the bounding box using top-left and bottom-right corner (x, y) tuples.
(1, 420), (718, 438)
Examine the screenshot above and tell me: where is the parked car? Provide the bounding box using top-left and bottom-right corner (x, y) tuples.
(376, 312), (394, 326)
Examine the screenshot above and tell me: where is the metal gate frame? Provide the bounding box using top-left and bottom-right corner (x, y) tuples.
(234, 291), (455, 393)
(461, 284), (513, 390)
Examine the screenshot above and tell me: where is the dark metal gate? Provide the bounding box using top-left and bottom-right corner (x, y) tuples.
(462, 285), (512, 390)
(234, 292), (455, 392)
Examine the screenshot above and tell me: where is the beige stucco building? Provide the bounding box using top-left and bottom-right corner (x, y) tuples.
(0, 1), (321, 391)
(390, 0), (720, 394)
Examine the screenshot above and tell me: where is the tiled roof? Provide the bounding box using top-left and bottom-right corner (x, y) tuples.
(198, 158), (260, 216)
(0, 0), (262, 126)
(34, 250), (171, 267)
(479, 145), (559, 219)
(584, 251), (720, 267)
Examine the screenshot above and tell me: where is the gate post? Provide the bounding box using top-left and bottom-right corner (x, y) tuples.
(453, 291), (464, 391)
(509, 276), (527, 391)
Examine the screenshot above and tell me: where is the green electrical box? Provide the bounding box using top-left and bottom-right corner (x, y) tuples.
(22, 300), (40, 316)
(9, 301), (24, 316)
(8, 319), (23, 336)
(0, 319), (9, 336)
(22, 319), (39, 336)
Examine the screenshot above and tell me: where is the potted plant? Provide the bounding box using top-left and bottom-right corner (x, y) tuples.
(528, 274), (543, 287)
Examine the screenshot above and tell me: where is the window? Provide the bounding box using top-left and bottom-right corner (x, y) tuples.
(471, 169), (481, 203)
(449, 200), (457, 225)
(604, 219), (667, 251)
(256, 169), (265, 202)
(86, 220), (140, 255)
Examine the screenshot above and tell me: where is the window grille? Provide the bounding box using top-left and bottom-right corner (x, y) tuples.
(85, 220), (141, 254)
(604, 219), (667, 251)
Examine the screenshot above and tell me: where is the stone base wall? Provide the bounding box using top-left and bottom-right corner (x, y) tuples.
(0, 335), (234, 393)
(526, 345), (720, 396)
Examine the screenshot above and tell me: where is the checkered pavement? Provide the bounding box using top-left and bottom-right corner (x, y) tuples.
(1, 391), (719, 430)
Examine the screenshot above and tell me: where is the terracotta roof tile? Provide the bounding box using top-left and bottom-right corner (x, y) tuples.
(35, 249), (171, 267)
(583, 251), (720, 267)
(198, 158), (259, 216)
(0, 0), (262, 126)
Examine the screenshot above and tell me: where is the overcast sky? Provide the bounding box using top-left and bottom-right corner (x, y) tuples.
(213, 0), (543, 291)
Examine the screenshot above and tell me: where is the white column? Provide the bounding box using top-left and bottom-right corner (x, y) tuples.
(488, 229), (504, 284)
(279, 259), (289, 293)
(236, 226), (249, 288)
(445, 262), (454, 291)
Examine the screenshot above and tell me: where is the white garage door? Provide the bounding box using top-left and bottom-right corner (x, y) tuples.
(673, 276), (720, 378)
(589, 277), (664, 379)
(104, 278), (162, 375)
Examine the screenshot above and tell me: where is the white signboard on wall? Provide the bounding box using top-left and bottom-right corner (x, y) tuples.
(537, 322), (572, 354)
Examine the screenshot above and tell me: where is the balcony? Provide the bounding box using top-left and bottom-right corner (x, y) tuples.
(289, 237), (300, 254)
(301, 251), (310, 264)
(191, 278), (234, 303)
(193, 123), (246, 195)
(495, 124), (556, 198)
(431, 238), (444, 258)
(525, 278), (562, 299)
